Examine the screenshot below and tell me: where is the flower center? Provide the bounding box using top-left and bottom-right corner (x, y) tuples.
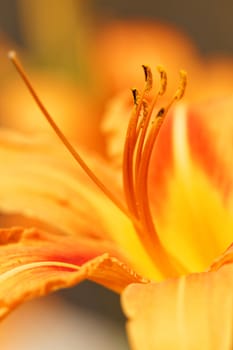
(8, 51), (187, 277)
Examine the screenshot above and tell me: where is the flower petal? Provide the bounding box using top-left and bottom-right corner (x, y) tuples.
(149, 99), (233, 272)
(0, 227), (146, 320)
(0, 129), (119, 239)
(122, 264), (233, 350)
(0, 129), (159, 279)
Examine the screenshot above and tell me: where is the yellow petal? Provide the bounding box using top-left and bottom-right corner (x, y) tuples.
(149, 99), (233, 272)
(0, 129), (159, 279)
(0, 227), (146, 320)
(122, 264), (233, 350)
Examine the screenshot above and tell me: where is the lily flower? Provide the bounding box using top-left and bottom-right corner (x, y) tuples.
(0, 52), (233, 349)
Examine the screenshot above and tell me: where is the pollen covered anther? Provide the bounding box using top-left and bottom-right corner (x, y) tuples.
(131, 88), (140, 106)
(157, 65), (167, 95)
(175, 69), (187, 100)
(142, 65), (153, 92)
(156, 107), (165, 118)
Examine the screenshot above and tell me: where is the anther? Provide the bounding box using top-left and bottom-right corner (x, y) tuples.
(131, 88), (140, 106)
(175, 70), (187, 100)
(142, 65), (153, 92)
(142, 100), (149, 118)
(157, 65), (167, 95)
(156, 107), (165, 118)
(138, 100), (149, 130)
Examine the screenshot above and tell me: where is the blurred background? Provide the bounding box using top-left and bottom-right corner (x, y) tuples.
(0, 1), (233, 349)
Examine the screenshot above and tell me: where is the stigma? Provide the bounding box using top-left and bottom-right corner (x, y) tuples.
(8, 51), (187, 277)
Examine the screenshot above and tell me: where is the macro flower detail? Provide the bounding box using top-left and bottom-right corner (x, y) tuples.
(0, 52), (233, 349)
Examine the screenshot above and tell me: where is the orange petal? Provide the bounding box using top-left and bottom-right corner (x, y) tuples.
(149, 99), (233, 272)
(0, 227), (145, 320)
(0, 129), (120, 240)
(0, 129), (159, 279)
(122, 264), (233, 350)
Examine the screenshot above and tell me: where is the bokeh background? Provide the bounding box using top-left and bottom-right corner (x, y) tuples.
(2, 0), (233, 54)
(0, 1), (232, 349)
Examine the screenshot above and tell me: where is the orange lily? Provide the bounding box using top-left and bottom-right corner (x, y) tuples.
(0, 52), (233, 349)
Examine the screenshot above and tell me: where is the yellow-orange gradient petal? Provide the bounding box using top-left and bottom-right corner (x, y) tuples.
(122, 264), (233, 350)
(148, 99), (233, 273)
(0, 129), (159, 279)
(0, 227), (146, 320)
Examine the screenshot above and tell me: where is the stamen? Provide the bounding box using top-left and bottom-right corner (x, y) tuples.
(137, 70), (187, 212)
(123, 66), (153, 216)
(8, 51), (129, 218)
(135, 65), (167, 174)
(123, 66), (188, 275)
